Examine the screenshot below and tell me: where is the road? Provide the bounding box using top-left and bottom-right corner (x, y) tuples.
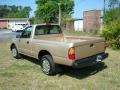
(0, 29), (18, 41)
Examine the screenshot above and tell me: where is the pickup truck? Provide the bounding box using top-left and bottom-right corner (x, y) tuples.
(10, 24), (108, 75)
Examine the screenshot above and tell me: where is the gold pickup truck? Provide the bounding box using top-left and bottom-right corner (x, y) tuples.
(10, 24), (108, 75)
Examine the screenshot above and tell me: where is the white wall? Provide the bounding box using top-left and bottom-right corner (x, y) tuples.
(74, 20), (83, 31)
(100, 18), (103, 31)
(8, 21), (15, 29)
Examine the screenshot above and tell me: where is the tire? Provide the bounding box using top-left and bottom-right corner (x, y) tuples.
(41, 55), (60, 75)
(11, 46), (20, 59)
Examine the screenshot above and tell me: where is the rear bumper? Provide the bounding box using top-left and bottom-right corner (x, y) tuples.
(72, 53), (108, 68)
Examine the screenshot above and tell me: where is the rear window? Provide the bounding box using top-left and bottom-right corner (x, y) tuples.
(35, 25), (62, 35)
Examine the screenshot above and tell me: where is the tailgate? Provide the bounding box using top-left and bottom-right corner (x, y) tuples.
(75, 41), (105, 60)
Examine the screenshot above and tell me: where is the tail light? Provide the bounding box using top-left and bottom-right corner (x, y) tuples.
(68, 47), (75, 60)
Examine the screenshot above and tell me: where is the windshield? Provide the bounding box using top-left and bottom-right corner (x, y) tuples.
(35, 25), (62, 35)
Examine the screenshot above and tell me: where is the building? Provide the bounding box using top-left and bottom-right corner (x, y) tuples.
(83, 10), (102, 33)
(0, 19), (7, 29)
(66, 20), (74, 31)
(66, 18), (83, 31)
(0, 18), (30, 29)
(66, 10), (103, 33)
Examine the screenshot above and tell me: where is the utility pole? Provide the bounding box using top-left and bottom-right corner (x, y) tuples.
(58, 3), (61, 25)
(104, 0), (106, 14)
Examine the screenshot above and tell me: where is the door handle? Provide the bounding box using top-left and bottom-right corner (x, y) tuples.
(90, 44), (94, 47)
(27, 41), (29, 44)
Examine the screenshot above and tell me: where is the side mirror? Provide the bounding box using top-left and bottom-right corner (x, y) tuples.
(16, 34), (21, 38)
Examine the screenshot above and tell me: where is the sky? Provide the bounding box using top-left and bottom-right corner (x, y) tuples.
(0, 0), (104, 19)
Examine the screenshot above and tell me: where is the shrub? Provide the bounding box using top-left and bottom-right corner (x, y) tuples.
(102, 17), (120, 49)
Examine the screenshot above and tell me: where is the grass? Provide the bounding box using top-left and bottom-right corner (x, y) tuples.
(0, 41), (120, 90)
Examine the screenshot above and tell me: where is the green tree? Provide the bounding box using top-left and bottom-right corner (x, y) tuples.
(0, 5), (31, 18)
(0, 5), (9, 17)
(23, 7), (32, 18)
(103, 8), (120, 24)
(35, 0), (74, 24)
(108, 0), (120, 8)
(102, 0), (120, 49)
(30, 17), (35, 24)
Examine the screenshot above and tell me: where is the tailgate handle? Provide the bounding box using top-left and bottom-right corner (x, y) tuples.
(90, 44), (94, 47)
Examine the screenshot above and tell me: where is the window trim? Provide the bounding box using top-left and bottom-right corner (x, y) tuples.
(20, 26), (32, 38)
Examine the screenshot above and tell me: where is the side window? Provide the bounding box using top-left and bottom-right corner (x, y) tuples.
(34, 25), (62, 35)
(35, 26), (48, 35)
(49, 26), (61, 34)
(21, 26), (32, 38)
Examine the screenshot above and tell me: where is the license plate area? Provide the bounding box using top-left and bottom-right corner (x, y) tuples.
(96, 55), (102, 62)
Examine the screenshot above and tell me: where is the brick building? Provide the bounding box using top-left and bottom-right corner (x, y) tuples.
(83, 10), (102, 33)
(66, 19), (83, 31)
(66, 20), (74, 31)
(0, 19), (7, 29)
(66, 10), (102, 33)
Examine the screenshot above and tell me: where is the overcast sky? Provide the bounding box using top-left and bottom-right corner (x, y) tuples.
(0, 0), (104, 19)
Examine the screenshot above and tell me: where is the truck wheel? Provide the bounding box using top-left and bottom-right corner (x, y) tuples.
(11, 46), (20, 59)
(41, 55), (57, 75)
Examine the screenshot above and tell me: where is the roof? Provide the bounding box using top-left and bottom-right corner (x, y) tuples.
(0, 18), (29, 21)
(67, 18), (84, 21)
(84, 10), (101, 12)
(84, 9), (102, 12)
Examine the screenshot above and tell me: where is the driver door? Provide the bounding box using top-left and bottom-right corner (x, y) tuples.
(18, 26), (32, 56)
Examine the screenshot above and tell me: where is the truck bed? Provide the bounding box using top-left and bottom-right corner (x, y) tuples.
(34, 34), (103, 43)
(34, 35), (105, 60)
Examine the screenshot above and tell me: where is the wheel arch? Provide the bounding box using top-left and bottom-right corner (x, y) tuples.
(38, 50), (52, 60)
(10, 43), (16, 50)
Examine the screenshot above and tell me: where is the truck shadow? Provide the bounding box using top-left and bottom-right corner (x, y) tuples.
(21, 55), (107, 79)
(20, 55), (40, 65)
(58, 62), (107, 79)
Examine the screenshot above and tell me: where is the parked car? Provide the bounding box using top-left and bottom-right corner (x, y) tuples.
(10, 24), (108, 75)
(12, 25), (24, 32)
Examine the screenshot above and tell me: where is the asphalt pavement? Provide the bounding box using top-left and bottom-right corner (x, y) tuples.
(0, 29), (18, 41)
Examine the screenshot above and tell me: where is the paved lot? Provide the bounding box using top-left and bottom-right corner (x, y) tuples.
(0, 29), (19, 41)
